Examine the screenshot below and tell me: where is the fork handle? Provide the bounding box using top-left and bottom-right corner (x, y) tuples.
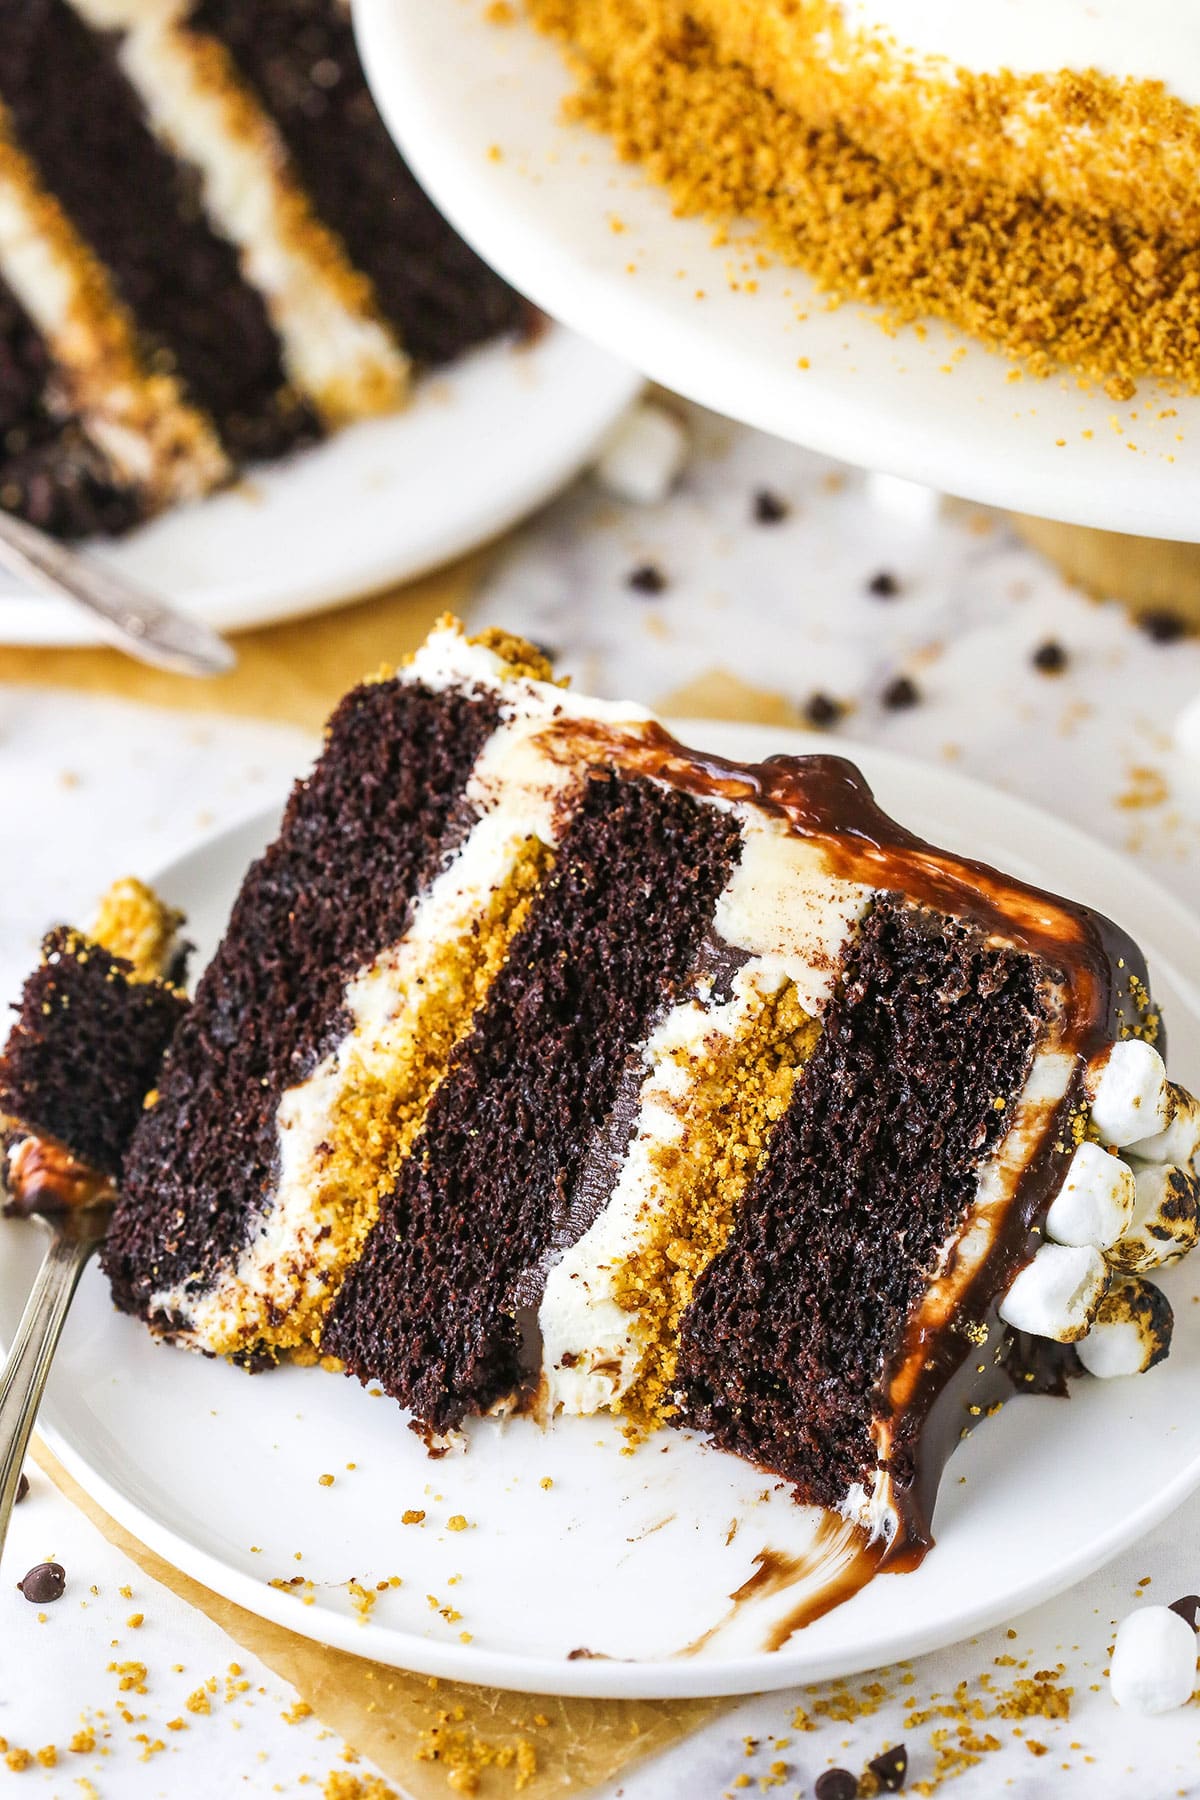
(0, 1221), (103, 1567)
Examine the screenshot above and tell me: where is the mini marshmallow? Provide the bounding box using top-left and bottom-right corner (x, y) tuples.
(1076, 1276), (1173, 1378)
(998, 1242), (1108, 1343)
(592, 400), (688, 505)
(1086, 1040), (1170, 1147)
(1127, 1082), (1200, 1173)
(1110, 1605), (1198, 1714)
(1043, 1141), (1135, 1249)
(1109, 1164), (1200, 1273)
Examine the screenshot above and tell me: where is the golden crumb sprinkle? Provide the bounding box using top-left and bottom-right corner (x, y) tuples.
(403, 1509), (426, 1525)
(90, 877), (183, 983)
(416, 1710), (539, 1794)
(446, 1514), (469, 1532)
(125, 1612), (144, 1629)
(467, 623), (561, 685)
(529, 0), (1200, 389)
(318, 1473), (335, 1487)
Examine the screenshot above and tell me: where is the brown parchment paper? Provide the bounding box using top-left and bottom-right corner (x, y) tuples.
(8, 591), (785, 1794)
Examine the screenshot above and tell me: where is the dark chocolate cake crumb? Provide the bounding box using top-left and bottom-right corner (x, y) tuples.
(627, 562), (667, 595)
(1138, 608), (1188, 644)
(1032, 639), (1068, 674)
(752, 487), (788, 524)
(803, 692), (845, 729)
(15, 1470), (28, 1505)
(18, 1562), (65, 1604)
(881, 674), (920, 711)
(867, 570), (900, 598)
(1168, 1595), (1200, 1630)
(814, 1770), (858, 1800)
(867, 1743), (908, 1791)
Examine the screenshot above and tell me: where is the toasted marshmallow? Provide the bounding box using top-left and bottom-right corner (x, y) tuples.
(593, 400), (688, 505)
(1044, 1141), (1135, 1250)
(1086, 1041), (1170, 1147)
(998, 1243), (1108, 1343)
(1109, 1164), (1200, 1273)
(1127, 1083), (1200, 1173)
(1110, 1606), (1198, 1714)
(1076, 1277), (1173, 1378)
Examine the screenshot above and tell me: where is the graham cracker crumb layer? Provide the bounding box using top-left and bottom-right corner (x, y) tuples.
(617, 977), (821, 1427)
(528, 0), (1200, 390)
(90, 877), (183, 984)
(468, 623), (562, 685)
(249, 834), (555, 1359)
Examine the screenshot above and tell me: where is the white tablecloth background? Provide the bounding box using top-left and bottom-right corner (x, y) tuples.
(3, 404), (1200, 1797)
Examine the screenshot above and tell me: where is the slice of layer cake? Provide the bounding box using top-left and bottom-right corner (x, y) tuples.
(0, 0), (523, 537)
(91, 620), (1200, 1559)
(526, 0), (1200, 390)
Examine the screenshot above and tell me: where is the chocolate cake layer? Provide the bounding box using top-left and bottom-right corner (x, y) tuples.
(676, 897), (1047, 1518)
(104, 679), (499, 1322)
(187, 0), (526, 364)
(0, 271), (142, 538)
(0, 927), (186, 1179)
(0, 0), (318, 464)
(322, 770), (742, 1431)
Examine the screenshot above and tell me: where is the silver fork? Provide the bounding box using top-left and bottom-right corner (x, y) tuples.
(0, 1206), (111, 1564)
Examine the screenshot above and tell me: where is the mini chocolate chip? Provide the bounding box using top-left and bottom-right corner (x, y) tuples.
(1169, 1594), (1200, 1630)
(814, 1770), (859, 1800)
(867, 1743), (909, 1791)
(753, 488), (789, 524)
(627, 563), (667, 595)
(867, 570), (900, 598)
(803, 692), (845, 729)
(18, 1561), (65, 1604)
(881, 675), (920, 711)
(1139, 608), (1188, 644)
(15, 1471), (28, 1505)
(1032, 639), (1068, 674)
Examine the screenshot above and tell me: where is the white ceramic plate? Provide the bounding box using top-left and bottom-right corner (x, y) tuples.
(4, 723), (1200, 1698)
(0, 326), (640, 647)
(355, 0), (1200, 543)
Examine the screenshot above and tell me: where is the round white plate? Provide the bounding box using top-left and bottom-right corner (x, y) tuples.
(4, 723), (1200, 1698)
(0, 326), (640, 647)
(356, 0), (1200, 543)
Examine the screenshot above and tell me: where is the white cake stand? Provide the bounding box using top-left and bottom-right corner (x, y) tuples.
(354, 0), (1200, 542)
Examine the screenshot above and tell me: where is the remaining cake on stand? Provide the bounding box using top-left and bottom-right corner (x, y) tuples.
(0, 0), (524, 538)
(526, 0), (1200, 395)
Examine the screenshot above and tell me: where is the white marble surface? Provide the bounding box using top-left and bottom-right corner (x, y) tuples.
(2, 402), (1200, 1797)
